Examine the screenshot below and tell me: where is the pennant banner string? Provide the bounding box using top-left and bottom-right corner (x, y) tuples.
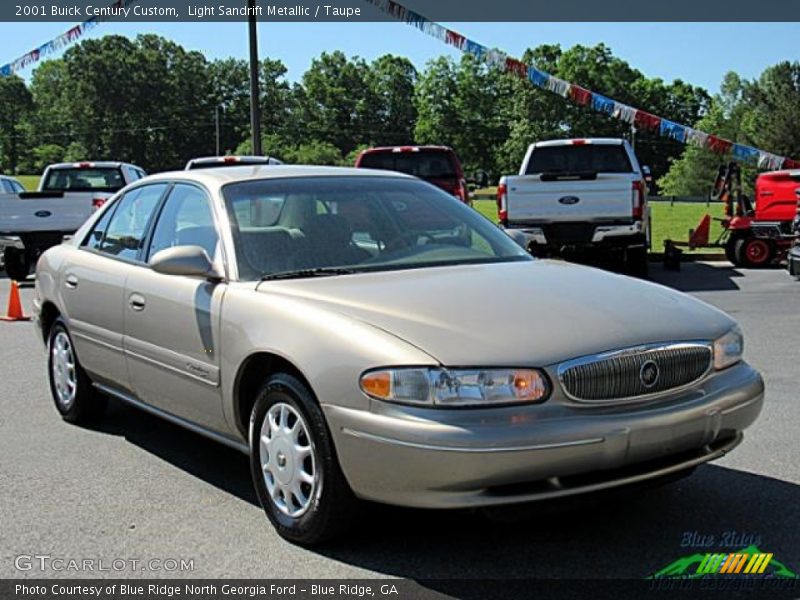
(0, 0), (139, 78)
(366, 0), (798, 170)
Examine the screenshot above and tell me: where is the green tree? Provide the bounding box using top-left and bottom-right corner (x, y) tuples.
(743, 61), (800, 159)
(659, 73), (756, 196)
(366, 55), (417, 146)
(0, 74), (33, 173)
(296, 51), (380, 155)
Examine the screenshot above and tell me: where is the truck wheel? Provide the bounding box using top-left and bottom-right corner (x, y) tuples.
(624, 247), (648, 278)
(724, 236), (742, 266)
(734, 237), (773, 268)
(3, 248), (30, 282)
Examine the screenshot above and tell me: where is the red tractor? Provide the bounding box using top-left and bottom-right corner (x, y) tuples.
(665, 163), (800, 268)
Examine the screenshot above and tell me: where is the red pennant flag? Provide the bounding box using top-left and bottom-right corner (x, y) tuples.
(445, 30), (465, 49)
(569, 85), (592, 106)
(504, 57), (527, 79)
(634, 110), (661, 131)
(707, 136), (733, 154)
(783, 158), (800, 169)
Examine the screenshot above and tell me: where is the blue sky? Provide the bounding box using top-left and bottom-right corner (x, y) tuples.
(1, 21), (799, 93)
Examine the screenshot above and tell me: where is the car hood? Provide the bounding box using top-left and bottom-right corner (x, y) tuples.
(257, 260), (735, 366)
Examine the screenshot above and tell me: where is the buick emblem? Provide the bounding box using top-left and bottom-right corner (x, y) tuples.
(558, 196), (580, 205)
(34, 210), (52, 218)
(640, 360), (660, 388)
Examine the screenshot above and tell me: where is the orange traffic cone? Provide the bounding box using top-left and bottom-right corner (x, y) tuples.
(0, 281), (31, 322)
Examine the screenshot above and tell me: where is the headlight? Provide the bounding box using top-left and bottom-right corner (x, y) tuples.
(713, 327), (743, 370)
(360, 368), (549, 407)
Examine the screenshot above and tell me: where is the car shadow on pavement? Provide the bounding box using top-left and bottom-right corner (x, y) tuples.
(85, 399), (258, 505)
(314, 464), (799, 588)
(649, 262), (745, 292)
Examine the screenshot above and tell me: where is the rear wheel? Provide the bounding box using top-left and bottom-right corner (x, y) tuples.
(3, 248), (30, 281)
(47, 318), (106, 424)
(624, 246), (648, 278)
(734, 236), (774, 268)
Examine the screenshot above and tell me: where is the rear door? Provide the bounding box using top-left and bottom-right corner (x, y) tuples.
(61, 183), (168, 391)
(508, 143), (636, 222)
(123, 183), (228, 431)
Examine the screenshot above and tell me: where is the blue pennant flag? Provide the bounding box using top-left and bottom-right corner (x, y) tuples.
(660, 119), (687, 142)
(465, 39), (487, 59)
(591, 93), (615, 115)
(527, 67), (549, 89)
(732, 144), (760, 162)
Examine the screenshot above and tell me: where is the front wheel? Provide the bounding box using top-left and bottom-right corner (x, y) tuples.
(47, 318), (106, 424)
(249, 373), (358, 545)
(734, 236), (774, 268)
(3, 248), (30, 281)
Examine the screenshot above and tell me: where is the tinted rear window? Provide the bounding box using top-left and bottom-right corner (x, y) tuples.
(359, 151), (457, 179)
(526, 145), (633, 175)
(42, 168), (125, 192)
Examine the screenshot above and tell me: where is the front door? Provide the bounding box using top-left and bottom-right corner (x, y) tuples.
(123, 183), (228, 432)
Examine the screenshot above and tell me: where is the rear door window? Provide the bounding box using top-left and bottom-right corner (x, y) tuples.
(98, 184), (168, 261)
(526, 145), (633, 175)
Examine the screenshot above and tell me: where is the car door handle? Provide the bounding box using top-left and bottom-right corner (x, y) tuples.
(128, 294), (146, 312)
(65, 275), (79, 289)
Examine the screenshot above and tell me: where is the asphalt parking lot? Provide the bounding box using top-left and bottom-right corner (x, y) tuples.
(0, 262), (798, 584)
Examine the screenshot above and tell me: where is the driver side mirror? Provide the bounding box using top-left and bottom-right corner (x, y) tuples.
(150, 245), (223, 281)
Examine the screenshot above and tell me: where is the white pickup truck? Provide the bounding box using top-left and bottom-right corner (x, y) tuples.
(0, 161), (145, 280)
(498, 138), (650, 275)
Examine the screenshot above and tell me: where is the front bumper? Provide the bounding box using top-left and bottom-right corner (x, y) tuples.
(324, 362), (763, 508)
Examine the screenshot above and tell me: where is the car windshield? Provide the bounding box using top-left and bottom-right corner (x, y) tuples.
(358, 151), (457, 179)
(526, 145), (633, 175)
(42, 167), (125, 192)
(222, 176), (530, 280)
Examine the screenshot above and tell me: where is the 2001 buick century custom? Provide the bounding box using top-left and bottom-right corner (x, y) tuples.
(34, 166), (764, 544)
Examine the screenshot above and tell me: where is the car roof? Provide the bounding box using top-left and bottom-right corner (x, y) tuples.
(47, 162), (136, 169)
(186, 156), (283, 167)
(360, 145), (454, 154)
(141, 165), (416, 190)
(534, 138), (626, 147)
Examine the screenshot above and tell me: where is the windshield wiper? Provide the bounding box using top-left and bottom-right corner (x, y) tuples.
(259, 267), (360, 281)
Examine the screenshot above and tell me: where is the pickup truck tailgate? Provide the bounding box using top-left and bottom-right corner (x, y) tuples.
(0, 193), (97, 233)
(506, 174), (634, 222)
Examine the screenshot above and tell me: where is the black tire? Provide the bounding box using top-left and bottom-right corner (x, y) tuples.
(734, 236), (774, 268)
(249, 373), (358, 545)
(47, 318), (106, 424)
(3, 248), (30, 282)
(724, 236), (741, 266)
(624, 246), (649, 278)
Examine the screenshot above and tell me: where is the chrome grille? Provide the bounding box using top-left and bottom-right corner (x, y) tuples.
(558, 343), (712, 402)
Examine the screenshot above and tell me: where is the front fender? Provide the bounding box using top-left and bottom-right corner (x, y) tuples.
(219, 284), (439, 435)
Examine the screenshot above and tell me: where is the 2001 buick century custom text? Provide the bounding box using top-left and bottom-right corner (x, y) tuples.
(34, 166), (764, 544)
